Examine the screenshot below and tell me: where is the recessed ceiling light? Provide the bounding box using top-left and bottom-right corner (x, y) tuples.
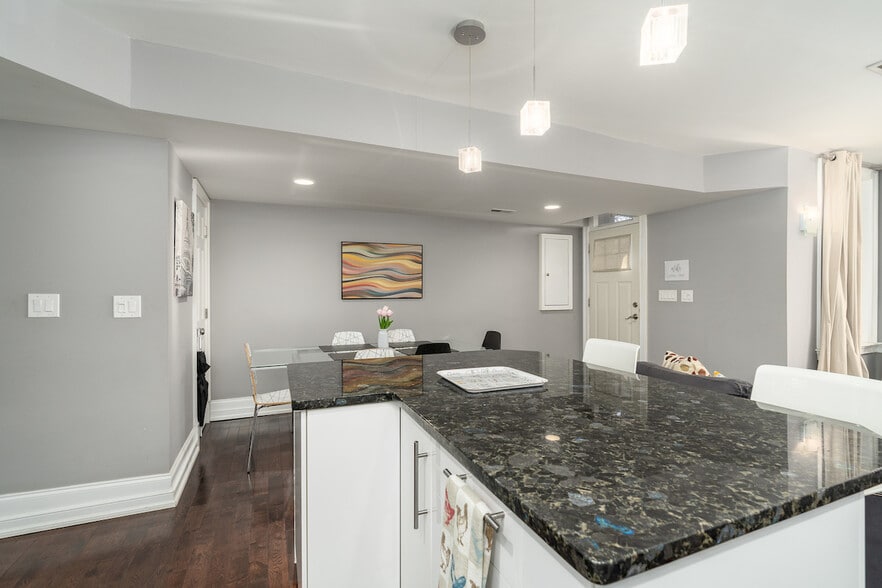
(293, 178), (315, 186)
(544, 204), (561, 210)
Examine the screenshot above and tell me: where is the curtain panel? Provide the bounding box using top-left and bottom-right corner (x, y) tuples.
(818, 150), (868, 377)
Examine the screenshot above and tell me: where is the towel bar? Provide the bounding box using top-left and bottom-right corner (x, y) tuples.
(443, 468), (505, 532)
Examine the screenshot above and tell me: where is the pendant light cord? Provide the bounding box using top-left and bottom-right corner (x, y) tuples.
(468, 44), (473, 144)
(532, 0), (536, 98)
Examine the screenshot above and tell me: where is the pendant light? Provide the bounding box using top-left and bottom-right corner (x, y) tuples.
(640, 3), (688, 65)
(520, 0), (550, 136)
(454, 20), (485, 174)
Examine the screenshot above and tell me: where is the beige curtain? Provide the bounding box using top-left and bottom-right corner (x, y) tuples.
(818, 150), (868, 377)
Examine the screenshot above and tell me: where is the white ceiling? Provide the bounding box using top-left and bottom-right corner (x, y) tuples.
(5, 1), (881, 225)
(1, 57), (749, 226)
(62, 0), (882, 162)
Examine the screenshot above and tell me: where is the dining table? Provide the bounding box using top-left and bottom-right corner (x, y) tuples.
(250, 341), (440, 367)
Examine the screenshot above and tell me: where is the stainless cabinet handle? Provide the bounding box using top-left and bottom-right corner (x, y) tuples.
(413, 441), (429, 529)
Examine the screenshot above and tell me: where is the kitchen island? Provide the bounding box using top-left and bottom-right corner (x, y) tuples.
(289, 350), (882, 587)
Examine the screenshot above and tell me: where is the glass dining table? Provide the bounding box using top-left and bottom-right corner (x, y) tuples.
(250, 341), (435, 368)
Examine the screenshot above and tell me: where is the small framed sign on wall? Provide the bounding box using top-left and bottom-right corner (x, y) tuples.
(664, 259), (689, 281)
(341, 242), (423, 299)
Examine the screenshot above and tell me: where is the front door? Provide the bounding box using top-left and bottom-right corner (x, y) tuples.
(589, 222), (640, 345)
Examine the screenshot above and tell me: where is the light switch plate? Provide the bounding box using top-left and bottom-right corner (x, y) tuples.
(28, 293), (60, 317)
(113, 295), (142, 318)
(681, 289), (694, 303)
(658, 289), (678, 302)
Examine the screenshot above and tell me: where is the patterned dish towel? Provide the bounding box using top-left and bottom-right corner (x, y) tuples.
(438, 474), (495, 588)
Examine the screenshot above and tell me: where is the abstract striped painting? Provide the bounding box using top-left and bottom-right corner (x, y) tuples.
(341, 242), (423, 299)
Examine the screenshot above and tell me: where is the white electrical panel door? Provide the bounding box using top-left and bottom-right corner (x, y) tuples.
(540, 234), (573, 310)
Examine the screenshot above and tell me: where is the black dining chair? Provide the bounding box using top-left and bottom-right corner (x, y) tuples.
(481, 330), (502, 350)
(414, 342), (451, 355)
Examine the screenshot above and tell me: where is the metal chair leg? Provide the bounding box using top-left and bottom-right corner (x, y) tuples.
(246, 404), (259, 473)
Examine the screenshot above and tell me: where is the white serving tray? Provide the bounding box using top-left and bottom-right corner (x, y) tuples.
(437, 366), (548, 393)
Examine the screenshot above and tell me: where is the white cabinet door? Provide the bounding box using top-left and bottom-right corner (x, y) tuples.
(401, 410), (439, 587)
(300, 402), (401, 588)
(540, 233), (574, 310)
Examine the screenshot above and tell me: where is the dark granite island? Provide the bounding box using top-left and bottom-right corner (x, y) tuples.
(289, 350), (882, 587)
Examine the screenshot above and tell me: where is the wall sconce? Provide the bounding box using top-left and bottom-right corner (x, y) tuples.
(799, 206), (819, 236)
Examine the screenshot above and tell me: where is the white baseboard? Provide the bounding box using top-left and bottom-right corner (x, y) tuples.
(0, 426), (200, 539)
(209, 396), (292, 421)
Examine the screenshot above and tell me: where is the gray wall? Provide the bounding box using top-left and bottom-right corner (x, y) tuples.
(646, 189), (788, 381)
(167, 147), (195, 465)
(211, 201), (582, 401)
(0, 121), (188, 493)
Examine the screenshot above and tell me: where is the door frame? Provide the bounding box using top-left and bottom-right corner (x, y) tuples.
(582, 215), (648, 360)
(192, 178), (211, 429)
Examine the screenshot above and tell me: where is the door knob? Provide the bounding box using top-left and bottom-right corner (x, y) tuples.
(625, 314), (638, 320)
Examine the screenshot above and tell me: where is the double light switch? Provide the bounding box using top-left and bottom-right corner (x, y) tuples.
(28, 293), (61, 317)
(113, 296), (142, 318)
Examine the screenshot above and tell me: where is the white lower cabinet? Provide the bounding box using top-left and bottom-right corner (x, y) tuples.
(295, 402), (401, 588)
(400, 410), (439, 587)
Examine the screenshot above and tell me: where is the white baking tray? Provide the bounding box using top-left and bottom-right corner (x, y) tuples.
(436, 366), (548, 393)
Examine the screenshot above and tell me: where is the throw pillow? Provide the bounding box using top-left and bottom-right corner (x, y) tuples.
(662, 350), (711, 376)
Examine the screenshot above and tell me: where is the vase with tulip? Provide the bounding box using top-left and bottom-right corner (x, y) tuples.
(376, 305), (394, 348)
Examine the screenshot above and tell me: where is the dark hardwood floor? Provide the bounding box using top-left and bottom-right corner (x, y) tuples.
(0, 414), (297, 587)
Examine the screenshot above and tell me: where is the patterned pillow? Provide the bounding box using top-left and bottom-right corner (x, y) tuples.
(662, 350), (710, 376)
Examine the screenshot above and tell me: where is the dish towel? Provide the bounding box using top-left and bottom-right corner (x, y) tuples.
(438, 474), (495, 588)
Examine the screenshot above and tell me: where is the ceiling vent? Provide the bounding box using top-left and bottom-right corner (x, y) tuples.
(867, 60), (882, 76)
(490, 208), (517, 213)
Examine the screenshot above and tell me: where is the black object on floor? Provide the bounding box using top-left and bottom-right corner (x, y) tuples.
(196, 351), (210, 426)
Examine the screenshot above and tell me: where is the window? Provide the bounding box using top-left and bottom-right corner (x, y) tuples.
(861, 168), (880, 346)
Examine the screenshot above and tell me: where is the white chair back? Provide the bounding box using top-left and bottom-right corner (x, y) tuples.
(332, 331), (365, 345)
(753, 365), (882, 435)
(582, 338), (639, 373)
(354, 348), (397, 359)
(388, 328), (415, 343)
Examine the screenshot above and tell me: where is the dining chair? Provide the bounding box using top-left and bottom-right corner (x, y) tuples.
(752, 365), (882, 435)
(331, 331), (365, 346)
(354, 348), (397, 359)
(415, 342), (451, 355)
(244, 343), (292, 473)
(481, 330), (502, 350)
(582, 338), (640, 373)
(387, 328), (416, 343)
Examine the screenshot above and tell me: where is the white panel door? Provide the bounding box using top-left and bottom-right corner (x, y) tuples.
(192, 179), (210, 425)
(589, 222), (640, 344)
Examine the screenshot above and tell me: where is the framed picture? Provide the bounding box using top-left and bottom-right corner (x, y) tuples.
(341, 242), (423, 299)
(173, 200), (194, 298)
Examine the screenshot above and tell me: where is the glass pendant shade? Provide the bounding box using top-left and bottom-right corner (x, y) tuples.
(520, 100), (551, 136)
(640, 4), (688, 66)
(458, 146), (482, 173)
(459, 145), (481, 174)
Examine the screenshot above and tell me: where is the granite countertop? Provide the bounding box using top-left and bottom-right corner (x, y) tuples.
(287, 350), (882, 585)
